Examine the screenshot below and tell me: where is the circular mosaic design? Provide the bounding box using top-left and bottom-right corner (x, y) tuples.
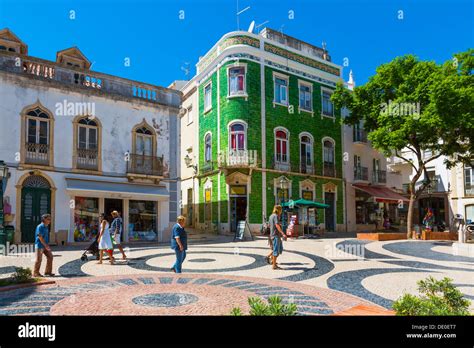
(0, 273), (381, 316)
(132, 293), (198, 307)
(188, 258), (216, 263)
(57, 246), (335, 282)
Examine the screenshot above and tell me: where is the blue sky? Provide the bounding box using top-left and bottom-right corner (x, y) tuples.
(0, 0), (472, 87)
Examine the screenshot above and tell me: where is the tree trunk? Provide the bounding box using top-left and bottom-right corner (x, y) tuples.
(406, 193), (416, 239)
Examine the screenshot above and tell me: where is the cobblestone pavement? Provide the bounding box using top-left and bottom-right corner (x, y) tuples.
(1, 235), (473, 314)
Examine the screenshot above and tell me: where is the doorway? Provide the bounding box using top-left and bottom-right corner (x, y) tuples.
(20, 175), (51, 243)
(104, 198), (123, 241)
(324, 192), (335, 232)
(230, 185), (247, 233)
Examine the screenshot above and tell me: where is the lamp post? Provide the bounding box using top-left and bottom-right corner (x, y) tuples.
(184, 154), (197, 173)
(0, 160), (10, 247)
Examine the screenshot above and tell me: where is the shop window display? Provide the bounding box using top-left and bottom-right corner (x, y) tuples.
(129, 200), (157, 241)
(74, 197), (99, 242)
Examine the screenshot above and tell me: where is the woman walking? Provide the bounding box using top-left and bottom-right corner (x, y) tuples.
(97, 213), (114, 265)
(266, 205), (287, 270)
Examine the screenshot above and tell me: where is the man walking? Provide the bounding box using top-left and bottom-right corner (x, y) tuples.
(268, 205), (287, 270)
(110, 211), (127, 260)
(33, 214), (54, 277)
(170, 216), (187, 273)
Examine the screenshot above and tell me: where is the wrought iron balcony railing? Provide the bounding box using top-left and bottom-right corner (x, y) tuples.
(323, 162), (336, 177)
(25, 143), (49, 165)
(353, 129), (368, 143)
(200, 161), (215, 174)
(354, 166), (369, 181)
(127, 154), (164, 177)
(76, 148), (98, 170)
(372, 170), (387, 184)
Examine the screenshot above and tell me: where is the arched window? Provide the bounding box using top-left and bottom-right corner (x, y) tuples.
(75, 117), (100, 170)
(300, 135), (313, 173)
(230, 123), (246, 151)
(275, 130), (288, 163)
(205, 133), (212, 162)
(25, 107), (51, 165)
(323, 139), (335, 177)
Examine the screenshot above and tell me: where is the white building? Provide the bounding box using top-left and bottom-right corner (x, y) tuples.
(450, 163), (474, 223)
(173, 79), (199, 230)
(342, 71), (406, 232)
(388, 149), (453, 229)
(0, 28), (181, 244)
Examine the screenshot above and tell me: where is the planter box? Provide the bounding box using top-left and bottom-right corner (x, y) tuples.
(357, 232), (407, 241)
(422, 230), (457, 241)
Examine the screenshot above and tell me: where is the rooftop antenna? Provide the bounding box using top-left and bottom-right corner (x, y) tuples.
(236, 0), (251, 31)
(247, 20), (255, 33)
(255, 20), (269, 34)
(279, 24), (285, 35)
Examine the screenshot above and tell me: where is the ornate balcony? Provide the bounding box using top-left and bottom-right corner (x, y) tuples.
(127, 154), (164, 177)
(75, 148), (98, 170)
(372, 170), (387, 184)
(354, 166), (368, 181)
(271, 157), (290, 172)
(323, 162), (336, 177)
(200, 161), (215, 174)
(300, 163), (314, 175)
(25, 143), (49, 165)
(218, 150), (258, 168)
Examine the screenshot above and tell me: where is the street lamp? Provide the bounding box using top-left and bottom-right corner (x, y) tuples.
(0, 160), (10, 247)
(184, 154), (197, 173)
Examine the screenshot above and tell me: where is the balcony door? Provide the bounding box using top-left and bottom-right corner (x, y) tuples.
(135, 126), (153, 172)
(26, 108), (50, 165)
(300, 135), (313, 174)
(77, 118), (98, 170)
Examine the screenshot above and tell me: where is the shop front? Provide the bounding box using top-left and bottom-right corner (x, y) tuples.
(353, 184), (409, 231)
(66, 178), (168, 243)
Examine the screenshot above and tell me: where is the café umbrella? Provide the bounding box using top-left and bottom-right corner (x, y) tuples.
(282, 198), (329, 209)
(281, 198), (329, 237)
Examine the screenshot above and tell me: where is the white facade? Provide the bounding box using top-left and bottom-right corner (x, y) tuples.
(0, 29), (181, 244)
(342, 71), (404, 232)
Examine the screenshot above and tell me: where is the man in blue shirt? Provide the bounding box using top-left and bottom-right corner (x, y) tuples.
(33, 214), (54, 277)
(170, 216), (187, 273)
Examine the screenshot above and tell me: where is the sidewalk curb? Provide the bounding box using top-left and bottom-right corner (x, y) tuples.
(0, 279), (56, 292)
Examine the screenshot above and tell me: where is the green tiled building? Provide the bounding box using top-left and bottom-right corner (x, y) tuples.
(182, 28), (345, 234)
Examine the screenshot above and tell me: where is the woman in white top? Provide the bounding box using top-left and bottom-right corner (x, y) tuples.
(97, 213), (114, 264)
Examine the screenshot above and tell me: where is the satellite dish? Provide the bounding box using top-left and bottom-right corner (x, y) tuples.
(248, 20), (255, 33)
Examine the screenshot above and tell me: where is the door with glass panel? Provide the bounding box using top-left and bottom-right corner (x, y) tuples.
(135, 128), (153, 173)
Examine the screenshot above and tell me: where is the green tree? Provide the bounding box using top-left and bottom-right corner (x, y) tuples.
(393, 276), (471, 316)
(332, 50), (473, 237)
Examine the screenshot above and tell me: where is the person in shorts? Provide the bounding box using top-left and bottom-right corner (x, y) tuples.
(267, 205), (287, 270)
(110, 211), (127, 260)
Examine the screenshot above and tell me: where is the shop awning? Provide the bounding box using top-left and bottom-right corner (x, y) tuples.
(65, 178), (169, 200)
(352, 184), (409, 203)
